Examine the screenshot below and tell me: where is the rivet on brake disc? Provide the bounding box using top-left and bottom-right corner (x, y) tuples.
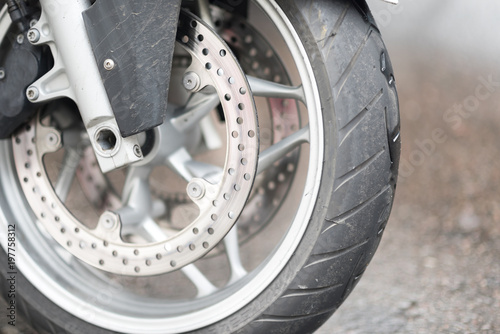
(187, 180), (205, 200)
(99, 211), (119, 229)
(46, 132), (60, 147)
(182, 71), (201, 91)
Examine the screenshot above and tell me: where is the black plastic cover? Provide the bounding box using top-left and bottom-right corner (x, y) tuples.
(0, 34), (48, 139)
(83, 0), (181, 137)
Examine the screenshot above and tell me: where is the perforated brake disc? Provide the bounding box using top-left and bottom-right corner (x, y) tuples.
(75, 12), (302, 252)
(12, 10), (258, 276)
(219, 14), (301, 241)
(150, 12), (302, 248)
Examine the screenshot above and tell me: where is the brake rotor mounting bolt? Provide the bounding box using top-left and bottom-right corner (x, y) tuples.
(100, 212), (118, 229)
(46, 132), (60, 147)
(27, 28), (40, 43)
(0, 68), (5, 80)
(26, 87), (39, 101)
(133, 144), (142, 158)
(103, 59), (115, 71)
(187, 180), (205, 200)
(183, 72), (200, 91)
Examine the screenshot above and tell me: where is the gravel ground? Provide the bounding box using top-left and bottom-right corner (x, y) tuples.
(2, 1), (500, 333)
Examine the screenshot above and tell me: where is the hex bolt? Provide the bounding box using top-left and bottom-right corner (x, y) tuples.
(103, 59), (115, 71)
(187, 180), (205, 200)
(16, 34), (24, 44)
(133, 144), (142, 158)
(27, 28), (41, 43)
(26, 87), (39, 101)
(29, 19), (38, 27)
(183, 72), (201, 91)
(0, 68), (5, 80)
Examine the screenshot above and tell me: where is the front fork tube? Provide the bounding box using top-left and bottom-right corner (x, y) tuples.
(26, 0), (143, 173)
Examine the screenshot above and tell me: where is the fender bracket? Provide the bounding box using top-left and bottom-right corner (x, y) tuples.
(82, 0), (182, 138)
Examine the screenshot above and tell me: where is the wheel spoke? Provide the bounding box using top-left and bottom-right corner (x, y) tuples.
(122, 166), (151, 201)
(170, 93), (220, 132)
(257, 125), (310, 174)
(197, 0), (214, 28)
(224, 224), (248, 285)
(137, 219), (218, 297)
(54, 147), (81, 201)
(199, 114), (223, 150)
(247, 75), (305, 102)
(166, 148), (196, 182)
(117, 166), (166, 227)
(166, 147), (225, 185)
(181, 264), (219, 297)
(185, 160), (222, 183)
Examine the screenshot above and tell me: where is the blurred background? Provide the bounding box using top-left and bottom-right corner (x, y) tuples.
(321, 0), (500, 332)
(2, 0), (499, 333)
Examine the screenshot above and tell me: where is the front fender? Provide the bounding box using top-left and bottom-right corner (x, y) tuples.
(82, 0), (182, 138)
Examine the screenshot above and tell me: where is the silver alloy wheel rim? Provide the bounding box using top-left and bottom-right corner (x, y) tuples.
(0, 1), (324, 333)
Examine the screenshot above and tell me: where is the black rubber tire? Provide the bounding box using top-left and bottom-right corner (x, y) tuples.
(0, 0), (399, 333)
(198, 1), (400, 333)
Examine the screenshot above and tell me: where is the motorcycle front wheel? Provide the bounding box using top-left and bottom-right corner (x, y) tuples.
(0, 0), (400, 333)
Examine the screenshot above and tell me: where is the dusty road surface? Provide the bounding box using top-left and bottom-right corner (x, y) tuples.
(2, 1), (500, 333)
